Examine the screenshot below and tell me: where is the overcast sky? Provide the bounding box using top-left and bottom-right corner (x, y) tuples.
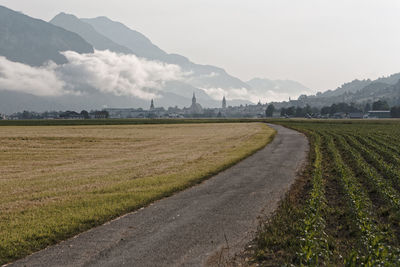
(1, 0), (400, 92)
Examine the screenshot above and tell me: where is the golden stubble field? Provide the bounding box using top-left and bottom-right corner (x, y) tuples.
(0, 122), (275, 264)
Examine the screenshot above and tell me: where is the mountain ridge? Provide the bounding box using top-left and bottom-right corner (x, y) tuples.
(50, 13), (132, 55)
(270, 74), (400, 109)
(0, 6), (93, 66)
(81, 16), (251, 90)
(3, 5), (397, 114)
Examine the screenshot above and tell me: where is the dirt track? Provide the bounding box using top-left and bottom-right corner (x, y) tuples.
(9, 124), (308, 267)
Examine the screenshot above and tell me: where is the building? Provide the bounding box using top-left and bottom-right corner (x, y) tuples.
(59, 111), (85, 119)
(187, 93), (203, 114)
(103, 94), (270, 119)
(349, 112), (365, 119)
(90, 111), (109, 119)
(368, 110), (391, 118)
(104, 108), (145, 118)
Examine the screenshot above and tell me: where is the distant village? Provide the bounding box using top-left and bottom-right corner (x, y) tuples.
(1, 93), (400, 120)
(1, 93), (267, 120)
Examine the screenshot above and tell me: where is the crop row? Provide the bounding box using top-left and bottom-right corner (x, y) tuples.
(298, 132), (330, 265)
(326, 133), (399, 265)
(364, 134), (400, 164)
(344, 134), (400, 189)
(335, 134), (400, 210)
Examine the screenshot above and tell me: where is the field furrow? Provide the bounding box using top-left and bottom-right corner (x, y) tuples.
(336, 135), (400, 209)
(343, 135), (400, 190)
(327, 134), (399, 265)
(254, 120), (400, 266)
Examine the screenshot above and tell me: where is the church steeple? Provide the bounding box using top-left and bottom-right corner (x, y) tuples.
(222, 96), (226, 109)
(150, 99), (155, 110)
(192, 92), (196, 106)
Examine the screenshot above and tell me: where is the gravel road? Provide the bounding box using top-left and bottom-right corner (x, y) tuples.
(9, 124), (308, 267)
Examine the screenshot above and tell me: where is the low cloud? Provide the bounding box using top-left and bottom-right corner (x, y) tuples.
(0, 50), (184, 99)
(0, 51), (301, 104)
(200, 87), (266, 103)
(200, 87), (249, 101)
(200, 87), (308, 103)
(0, 57), (65, 96)
(60, 50), (184, 100)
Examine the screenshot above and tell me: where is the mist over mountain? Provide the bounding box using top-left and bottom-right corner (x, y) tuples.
(81, 16), (251, 91)
(49, 13), (238, 108)
(0, 48), (193, 113)
(0, 89), (197, 114)
(3, 5), (374, 114)
(247, 78), (313, 102)
(0, 6), (93, 66)
(49, 12), (253, 107)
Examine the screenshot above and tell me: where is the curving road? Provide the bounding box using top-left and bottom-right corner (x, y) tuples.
(9, 124), (308, 267)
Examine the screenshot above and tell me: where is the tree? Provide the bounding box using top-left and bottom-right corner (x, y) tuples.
(265, 104), (275, 117)
(391, 106), (400, 118)
(305, 104), (313, 116)
(364, 103), (371, 112)
(295, 106), (304, 117)
(330, 104), (338, 115)
(372, 100), (390, 111)
(22, 110), (32, 119)
(321, 106), (331, 115)
(80, 110), (89, 119)
(287, 106), (296, 116)
(280, 108), (287, 117)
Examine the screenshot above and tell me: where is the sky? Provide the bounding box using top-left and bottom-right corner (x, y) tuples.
(1, 0), (400, 92)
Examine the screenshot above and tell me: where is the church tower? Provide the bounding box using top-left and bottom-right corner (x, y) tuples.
(222, 96), (226, 109)
(150, 99), (155, 110)
(189, 92), (203, 114)
(192, 92), (197, 106)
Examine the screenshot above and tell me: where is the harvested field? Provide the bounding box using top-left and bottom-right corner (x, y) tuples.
(0, 122), (275, 264)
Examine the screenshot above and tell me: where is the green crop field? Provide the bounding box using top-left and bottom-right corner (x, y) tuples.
(254, 119), (400, 266)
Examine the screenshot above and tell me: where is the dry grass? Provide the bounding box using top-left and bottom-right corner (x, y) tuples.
(0, 122), (275, 264)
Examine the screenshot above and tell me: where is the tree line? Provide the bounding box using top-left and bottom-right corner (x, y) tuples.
(266, 100), (400, 118)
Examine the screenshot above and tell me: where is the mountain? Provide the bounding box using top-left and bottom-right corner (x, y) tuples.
(0, 6), (93, 66)
(246, 78), (313, 102)
(348, 80), (400, 105)
(81, 16), (250, 90)
(50, 13), (252, 106)
(320, 79), (372, 97)
(247, 78), (312, 95)
(0, 6), (252, 113)
(320, 73), (400, 98)
(82, 16), (167, 61)
(50, 13), (132, 54)
(271, 73), (400, 109)
(49, 13), (235, 107)
(375, 73), (400, 85)
(319, 73), (400, 105)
